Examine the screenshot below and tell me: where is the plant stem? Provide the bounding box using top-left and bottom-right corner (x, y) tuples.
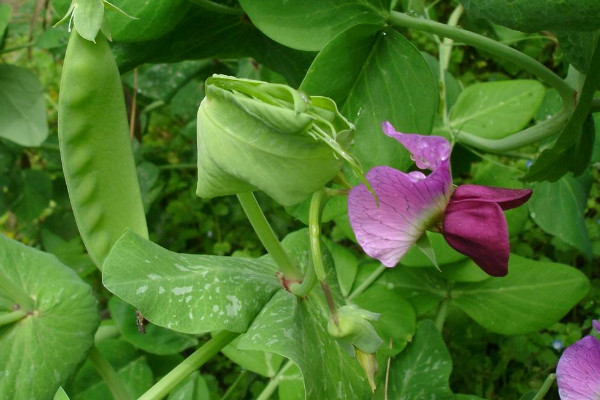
(139, 330), (239, 400)
(289, 250), (317, 297)
(0, 270), (35, 311)
(94, 323), (120, 343)
(256, 360), (295, 400)
(187, 0), (244, 15)
(0, 309), (27, 327)
(438, 4), (464, 127)
(532, 373), (556, 400)
(321, 281), (339, 326)
(309, 190), (328, 282)
(346, 265), (386, 302)
(88, 346), (132, 400)
(435, 298), (449, 331)
(388, 11), (573, 104)
(237, 192), (301, 280)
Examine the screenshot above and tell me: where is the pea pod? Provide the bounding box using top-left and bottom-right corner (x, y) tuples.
(58, 31), (148, 268)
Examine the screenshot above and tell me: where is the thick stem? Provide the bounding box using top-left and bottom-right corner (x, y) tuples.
(255, 360), (295, 400)
(139, 331), (239, 400)
(0, 309), (27, 327)
(532, 373), (556, 400)
(88, 346), (132, 400)
(389, 11), (573, 104)
(0, 270), (35, 311)
(237, 192), (301, 280)
(309, 190), (328, 282)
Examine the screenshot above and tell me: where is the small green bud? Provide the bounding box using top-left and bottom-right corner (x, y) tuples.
(196, 75), (355, 207)
(327, 305), (383, 354)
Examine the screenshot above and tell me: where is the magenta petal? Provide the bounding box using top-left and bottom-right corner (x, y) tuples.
(451, 185), (532, 210)
(556, 335), (600, 400)
(348, 165), (451, 268)
(381, 122), (450, 171)
(443, 200), (509, 277)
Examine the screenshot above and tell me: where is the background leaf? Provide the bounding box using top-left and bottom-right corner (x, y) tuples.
(450, 80), (545, 140)
(0, 235), (99, 400)
(239, 0), (388, 51)
(452, 254), (589, 334)
(0, 64), (48, 147)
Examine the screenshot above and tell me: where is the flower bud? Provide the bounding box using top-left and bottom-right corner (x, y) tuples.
(196, 75), (354, 206)
(327, 305), (383, 355)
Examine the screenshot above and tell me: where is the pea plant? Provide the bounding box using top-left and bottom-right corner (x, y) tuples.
(1, 0), (599, 399)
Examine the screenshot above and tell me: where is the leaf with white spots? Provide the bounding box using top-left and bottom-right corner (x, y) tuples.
(384, 320), (454, 400)
(103, 231), (281, 334)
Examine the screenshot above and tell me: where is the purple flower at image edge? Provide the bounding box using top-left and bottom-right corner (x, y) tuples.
(556, 320), (600, 399)
(347, 122), (532, 277)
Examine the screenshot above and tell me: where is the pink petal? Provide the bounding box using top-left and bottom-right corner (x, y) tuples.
(557, 335), (600, 400)
(348, 164), (451, 268)
(594, 320), (600, 334)
(442, 200), (509, 277)
(451, 185), (532, 210)
(381, 121), (450, 171)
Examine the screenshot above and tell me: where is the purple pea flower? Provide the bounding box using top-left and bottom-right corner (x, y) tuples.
(556, 320), (600, 399)
(347, 122), (532, 277)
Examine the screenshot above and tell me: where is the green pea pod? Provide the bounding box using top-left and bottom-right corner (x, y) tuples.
(197, 75), (357, 207)
(58, 31), (148, 268)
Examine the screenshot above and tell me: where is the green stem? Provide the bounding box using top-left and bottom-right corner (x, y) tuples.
(187, 0), (244, 15)
(346, 265), (386, 302)
(139, 331), (239, 400)
(321, 281), (339, 326)
(94, 323), (120, 343)
(389, 11), (573, 104)
(438, 4), (464, 127)
(256, 360), (295, 400)
(289, 250), (317, 297)
(237, 192), (301, 280)
(531, 373), (556, 400)
(434, 298), (449, 331)
(0, 270), (35, 311)
(88, 346), (132, 400)
(0, 309), (27, 327)
(309, 190), (328, 282)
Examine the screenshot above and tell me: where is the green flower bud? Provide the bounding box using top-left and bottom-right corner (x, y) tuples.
(196, 75), (355, 206)
(327, 305), (383, 355)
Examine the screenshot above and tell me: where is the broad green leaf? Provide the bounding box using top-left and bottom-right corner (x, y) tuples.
(0, 3), (9, 43)
(12, 169), (52, 221)
(54, 387), (70, 400)
(323, 237), (358, 297)
(459, 0), (600, 32)
(529, 173), (592, 257)
(113, 9), (315, 87)
(383, 320), (453, 399)
(239, 0), (388, 51)
(452, 254), (589, 335)
(472, 161), (530, 237)
(106, 0), (190, 42)
(440, 259), (490, 283)
(103, 231), (281, 334)
(422, 52), (462, 110)
(109, 296), (198, 355)
(353, 284), (416, 354)
(523, 40), (600, 182)
(400, 233), (467, 267)
(41, 229), (95, 277)
(278, 363), (305, 400)
(0, 234), (99, 400)
(0, 64), (48, 147)
(168, 371), (210, 400)
(373, 266), (446, 315)
(69, 339), (152, 398)
(450, 80), (545, 140)
(556, 31), (600, 73)
(221, 335), (284, 377)
(302, 25), (438, 172)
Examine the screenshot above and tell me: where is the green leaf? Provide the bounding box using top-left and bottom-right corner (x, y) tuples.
(440, 259), (490, 283)
(450, 80), (545, 140)
(323, 237), (357, 298)
(278, 363), (305, 400)
(383, 320), (453, 399)
(459, 0), (600, 32)
(113, 10), (315, 87)
(105, 0), (190, 42)
(168, 371), (210, 400)
(302, 25), (438, 172)
(103, 231), (281, 334)
(0, 234), (99, 400)
(12, 170), (52, 221)
(528, 173), (593, 257)
(54, 387), (70, 400)
(70, 339), (153, 400)
(452, 254), (589, 335)
(109, 296), (199, 355)
(221, 335), (284, 377)
(556, 30), (600, 73)
(523, 39), (600, 182)
(72, 0), (105, 42)
(0, 64), (49, 147)
(239, 0), (388, 51)
(399, 233), (467, 267)
(0, 3), (10, 43)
